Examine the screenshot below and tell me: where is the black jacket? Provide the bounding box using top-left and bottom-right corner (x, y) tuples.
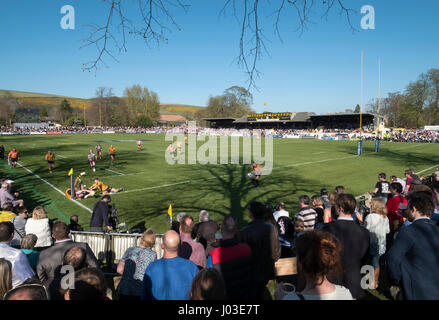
(90, 200), (110, 228)
(323, 219), (370, 299)
(192, 220), (219, 255)
(239, 220), (281, 284)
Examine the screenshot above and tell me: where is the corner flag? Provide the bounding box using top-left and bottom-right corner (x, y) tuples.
(167, 204), (173, 225)
(68, 168), (73, 176)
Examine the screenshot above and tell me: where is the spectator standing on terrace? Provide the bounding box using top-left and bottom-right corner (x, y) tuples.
(386, 182), (407, 244)
(68, 215), (83, 232)
(403, 169), (419, 195)
(191, 210), (219, 255)
(49, 245), (88, 300)
(323, 194), (370, 299)
(387, 192), (439, 300)
(141, 230), (199, 300)
(372, 173), (391, 203)
(312, 195), (325, 230)
(320, 188), (331, 208)
(0, 222), (35, 287)
(171, 212), (187, 234)
(10, 207), (28, 247)
(90, 195), (112, 232)
(239, 201), (281, 300)
(206, 215), (253, 300)
(282, 231), (353, 300)
(25, 206), (52, 249)
(358, 198), (389, 289)
(190, 268), (227, 300)
(297, 195), (318, 231)
(178, 215), (206, 269)
(4, 281), (49, 300)
(63, 268), (107, 300)
(0, 258), (12, 299)
(117, 229), (157, 300)
(37, 221), (99, 290)
(273, 202), (290, 222)
(390, 176), (406, 194)
(20, 234), (39, 272)
(335, 186), (346, 194)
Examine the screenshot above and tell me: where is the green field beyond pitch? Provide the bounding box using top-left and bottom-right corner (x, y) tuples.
(1, 134), (438, 233)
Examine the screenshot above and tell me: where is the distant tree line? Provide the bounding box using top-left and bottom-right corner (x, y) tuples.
(365, 68), (439, 128)
(0, 85), (254, 128)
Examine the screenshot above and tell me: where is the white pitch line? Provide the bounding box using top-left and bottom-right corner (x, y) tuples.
(56, 155), (67, 159)
(17, 163), (93, 213)
(114, 155), (358, 195)
(105, 168), (125, 176)
(415, 164), (439, 175)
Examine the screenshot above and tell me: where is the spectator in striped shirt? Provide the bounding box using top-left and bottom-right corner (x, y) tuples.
(297, 195), (318, 231)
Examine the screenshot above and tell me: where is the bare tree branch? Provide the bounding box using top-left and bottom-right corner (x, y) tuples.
(82, 0), (356, 90)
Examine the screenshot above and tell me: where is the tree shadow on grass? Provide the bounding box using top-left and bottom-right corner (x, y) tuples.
(120, 163), (327, 230)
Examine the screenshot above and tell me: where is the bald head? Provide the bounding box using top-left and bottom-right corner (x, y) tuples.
(163, 230), (180, 253)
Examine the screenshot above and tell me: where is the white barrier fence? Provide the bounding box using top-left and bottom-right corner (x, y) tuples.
(70, 231), (164, 265)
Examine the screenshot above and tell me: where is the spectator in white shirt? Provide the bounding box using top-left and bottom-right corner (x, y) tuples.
(25, 206), (52, 249)
(273, 202), (289, 222)
(0, 222), (35, 288)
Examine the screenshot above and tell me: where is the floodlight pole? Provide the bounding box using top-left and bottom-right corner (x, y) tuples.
(360, 50), (363, 136)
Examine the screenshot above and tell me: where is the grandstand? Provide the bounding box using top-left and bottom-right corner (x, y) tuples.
(204, 112), (383, 130)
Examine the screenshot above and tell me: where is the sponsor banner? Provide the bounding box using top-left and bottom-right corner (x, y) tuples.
(46, 131), (63, 135)
(103, 131), (116, 134)
(30, 132), (45, 135)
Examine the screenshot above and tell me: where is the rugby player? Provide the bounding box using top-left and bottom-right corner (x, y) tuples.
(96, 144), (103, 160)
(88, 149), (97, 172)
(108, 145), (116, 166)
(167, 143), (175, 162)
(45, 150), (56, 173)
(137, 139), (142, 151)
(88, 178), (122, 195)
(8, 148), (19, 168)
(73, 172), (93, 199)
(176, 140), (182, 154)
(248, 162), (262, 187)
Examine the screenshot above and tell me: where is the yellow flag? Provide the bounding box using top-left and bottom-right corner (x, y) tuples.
(167, 204), (173, 224)
(68, 168), (73, 176)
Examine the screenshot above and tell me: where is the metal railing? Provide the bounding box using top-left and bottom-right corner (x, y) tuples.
(70, 231), (164, 265)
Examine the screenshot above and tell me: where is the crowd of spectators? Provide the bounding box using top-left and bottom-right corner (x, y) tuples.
(2, 158), (439, 300)
(2, 124), (439, 143)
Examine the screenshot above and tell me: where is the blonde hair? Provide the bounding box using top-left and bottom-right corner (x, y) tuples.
(32, 206), (47, 220)
(139, 229), (156, 248)
(0, 258), (12, 300)
(370, 198), (387, 217)
(328, 192), (338, 205)
(311, 195), (324, 207)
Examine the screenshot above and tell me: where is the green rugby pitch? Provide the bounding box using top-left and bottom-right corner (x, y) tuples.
(1, 133), (438, 234)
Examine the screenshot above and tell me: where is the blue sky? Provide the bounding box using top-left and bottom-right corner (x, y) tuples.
(0, 0), (438, 114)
